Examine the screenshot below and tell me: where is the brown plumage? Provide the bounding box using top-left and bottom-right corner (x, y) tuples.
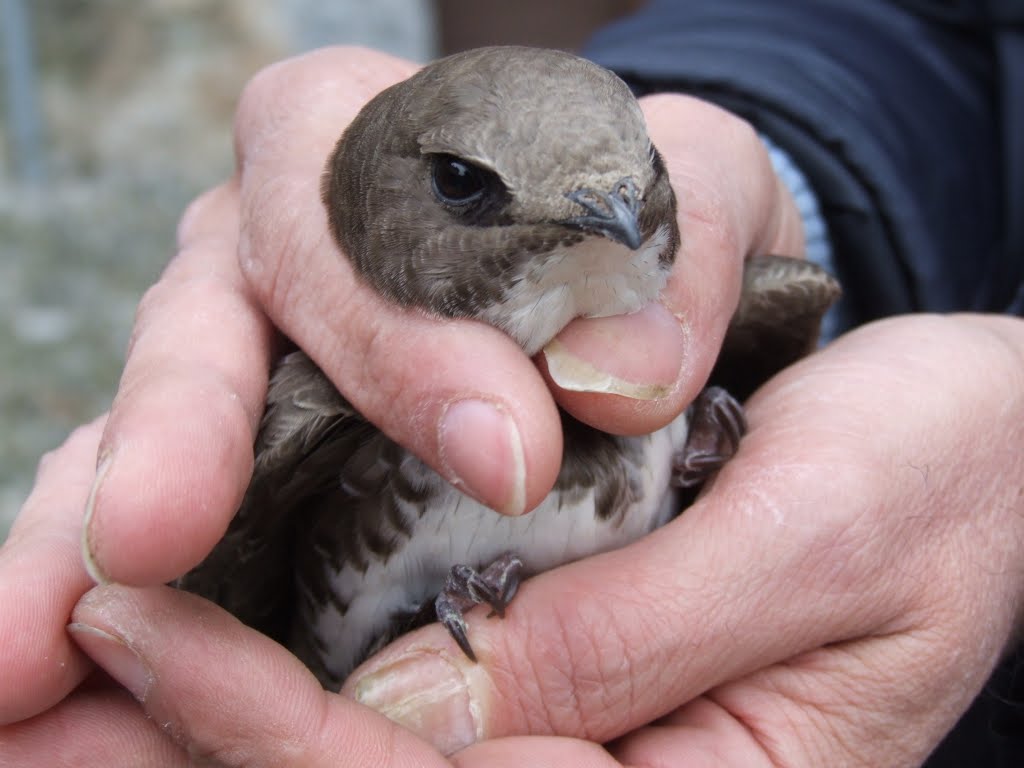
(177, 47), (840, 687)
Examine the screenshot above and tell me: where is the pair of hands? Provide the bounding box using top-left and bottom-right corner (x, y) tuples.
(2, 47), (1023, 767)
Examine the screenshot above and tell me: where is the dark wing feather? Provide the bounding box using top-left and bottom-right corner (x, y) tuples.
(175, 349), (376, 642)
(712, 256), (842, 400)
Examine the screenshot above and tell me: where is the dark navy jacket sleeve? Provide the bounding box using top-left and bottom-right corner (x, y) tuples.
(584, 0), (1024, 327)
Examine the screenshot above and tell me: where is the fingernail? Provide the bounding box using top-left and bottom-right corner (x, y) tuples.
(438, 399), (526, 516)
(542, 302), (685, 400)
(67, 623), (152, 702)
(352, 651), (484, 756)
(81, 453), (114, 584)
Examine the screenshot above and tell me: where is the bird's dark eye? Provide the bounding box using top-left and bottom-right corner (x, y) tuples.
(431, 154), (488, 206)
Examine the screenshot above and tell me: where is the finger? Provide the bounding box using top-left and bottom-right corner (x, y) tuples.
(70, 563), (974, 766)
(609, 697), (774, 768)
(612, 628), (982, 767)
(82, 179), (276, 585)
(543, 94), (805, 436)
(0, 686), (188, 767)
(0, 418), (104, 724)
(69, 587), (627, 767)
(454, 736), (621, 768)
(70, 584), (453, 767)
(234, 47), (574, 516)
(701, 632), (977, 767)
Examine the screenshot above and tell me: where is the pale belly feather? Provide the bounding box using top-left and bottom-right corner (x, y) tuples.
(307, 412), (690, 681)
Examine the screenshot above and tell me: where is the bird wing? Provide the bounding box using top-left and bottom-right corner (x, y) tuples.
(174, 349), (381, 643)
(712, 255), (841, 400)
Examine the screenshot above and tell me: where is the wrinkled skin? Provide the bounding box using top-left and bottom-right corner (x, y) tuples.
(1, 48), (1022, 767)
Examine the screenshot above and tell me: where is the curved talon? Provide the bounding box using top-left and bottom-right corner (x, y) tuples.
(436, 592), (477, 662)
(673, 386), (747, 488)
(433, 552), (525, 661)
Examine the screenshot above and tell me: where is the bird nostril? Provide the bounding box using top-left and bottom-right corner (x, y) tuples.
(568, 188), (615, 220)
(614, 178), (640, 208)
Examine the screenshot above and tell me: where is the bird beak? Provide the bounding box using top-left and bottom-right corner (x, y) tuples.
(564, 177), (643, 250)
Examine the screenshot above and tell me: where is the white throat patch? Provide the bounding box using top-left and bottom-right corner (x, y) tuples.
(482, 224), (673, 355)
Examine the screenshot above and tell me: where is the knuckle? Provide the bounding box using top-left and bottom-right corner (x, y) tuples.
(235, 176), (317, 321)
(233, 44), (417, 172)
(326, 310), (413, 423)
(123, 276), (179, 362)
(176, 181), (238, 250)
(495, 590), (645, 740)
(176, 186), (221, 248)
(681, 176), (743, 260)
(494, 617), (584, 736)
(232, 45), (379, 167)
(37, 418), (102, 480)
(232, 59), (293, 162)
(726, 110), (761, 156)
(123, 268), (253, 379)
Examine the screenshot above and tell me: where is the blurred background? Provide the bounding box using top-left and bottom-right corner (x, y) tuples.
(0, 0), (640, 540)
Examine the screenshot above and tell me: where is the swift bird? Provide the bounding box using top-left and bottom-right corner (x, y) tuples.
(177, 46), (840, 689)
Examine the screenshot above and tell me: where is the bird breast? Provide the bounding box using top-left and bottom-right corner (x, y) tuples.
(304, 410), (690, 683)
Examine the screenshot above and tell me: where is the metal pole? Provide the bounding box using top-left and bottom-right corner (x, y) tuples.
(2, 0), (47, 184)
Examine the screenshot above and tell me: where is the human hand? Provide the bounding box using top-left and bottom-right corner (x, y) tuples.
(11, 314), (1021, 765)
(0, 421), (607, 766)
(76, 46), (803, 589)
(312, 313), (1023, 765)
(0, 45), (802, 757)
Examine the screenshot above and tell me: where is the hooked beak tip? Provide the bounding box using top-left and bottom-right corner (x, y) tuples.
(565, 178), (644, 250)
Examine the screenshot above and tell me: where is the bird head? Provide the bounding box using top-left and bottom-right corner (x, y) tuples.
(323, 46), (679, 355)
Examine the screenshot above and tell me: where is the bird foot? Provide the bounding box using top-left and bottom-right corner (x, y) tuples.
(435, 552), (523, 662)
(673, 386), (746, 488)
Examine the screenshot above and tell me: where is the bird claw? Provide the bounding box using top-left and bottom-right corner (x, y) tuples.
(673, 386), (746, 488)
(435, 552), (524, 662)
